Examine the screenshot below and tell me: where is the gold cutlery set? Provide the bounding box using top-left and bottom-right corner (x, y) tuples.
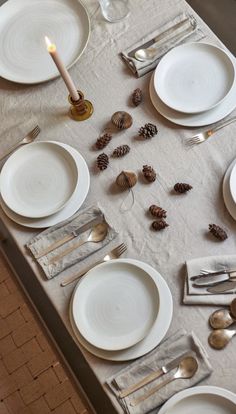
(190, 268), (236, 294)
(117, 352), (198, 406)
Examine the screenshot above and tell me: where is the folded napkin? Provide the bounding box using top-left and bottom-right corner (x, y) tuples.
(183, 255), (236, 305)
(27, 204), (118, 279)
(107, 329), (212, 414)
(121, 12), (205, 77)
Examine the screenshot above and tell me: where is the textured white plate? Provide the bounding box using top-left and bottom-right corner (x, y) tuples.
(0, 0), (90, 84)
(158, 386), (236, 414)
(70, 258), (173, 361)
(72, 261), (159, 351)
(149, 50), (236, 127)
(0, 142), (90, 228)
(154, 43), (235, 114)
(0, 142), (78, 218)
(223, 159), (236, 221)
(228, 162), (236, 204)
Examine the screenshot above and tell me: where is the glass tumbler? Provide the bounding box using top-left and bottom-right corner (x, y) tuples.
(98, 0), (130, 23)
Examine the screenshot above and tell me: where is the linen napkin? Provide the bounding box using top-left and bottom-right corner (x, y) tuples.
(183, 255), (236, 305)
(121, 12), (205, 77)
(27, 204), (118, 279)
(107, 329), (212, 414)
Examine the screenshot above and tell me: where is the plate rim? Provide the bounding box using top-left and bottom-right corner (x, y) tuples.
(69, 258), (173, 361)
(0, 141), (90, 228)
(154, 42), (235, 114)
(228, 162), (236, 204)
(223, 159), (236, 221)
(0, 141), (79, 218)
(158, 385), (236, 414)
(0, 0), (90, 84)
(149, 45), (236, 127)
(71, 260), (160, 351)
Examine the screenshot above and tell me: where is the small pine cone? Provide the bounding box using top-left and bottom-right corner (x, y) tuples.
(209, 224), (228, 241)
(112, 145), (130, 158)
(97, 153), (109, 170)
(143, 165), (156, 182)
(149, 204), (167, 218)
(132, 88), (143, 106)
(152, 219), (169, 231)
(174, 183), (192, 193)
(95, 133), (112, 150)
(139, 123), (158, 139)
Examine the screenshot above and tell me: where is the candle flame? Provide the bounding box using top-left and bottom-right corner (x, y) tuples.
(45, 36), (56, 52)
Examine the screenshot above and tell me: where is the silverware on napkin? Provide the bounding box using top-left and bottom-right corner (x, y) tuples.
(130, 356), (198, 406)
(119, 351), (191, 398)
(48, 222), (109, 264)
(207, 280), (236, 294)
(190, 268), (236, 281)
(35, 226), (85, 259)
(128, 16), (191, 59)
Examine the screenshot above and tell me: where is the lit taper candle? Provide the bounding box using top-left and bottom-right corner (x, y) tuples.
(45, 36), (79, 101)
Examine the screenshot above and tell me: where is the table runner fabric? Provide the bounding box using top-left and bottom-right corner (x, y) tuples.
(107, 329), (212, 414)
(26, 204), (118, 279)
(183, 255), (236, 305)
(121, 12), (205, 77)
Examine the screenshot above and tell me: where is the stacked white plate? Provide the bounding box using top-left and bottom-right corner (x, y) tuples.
(0, 0), (90, 84)
(159, 386), (236, 414)
(70, 258), (173, 361)
(223, 159), (236, 221)
(150, 42), (236, 127)
(0, 141), (90, 228)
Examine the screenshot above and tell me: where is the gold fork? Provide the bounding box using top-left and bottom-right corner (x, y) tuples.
(185, 116), (236, 147)
(61, 243), (127, 287)
(0, 125), (41, 161)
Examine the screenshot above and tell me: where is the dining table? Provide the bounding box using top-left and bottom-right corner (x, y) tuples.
(0, 0), (236, 413)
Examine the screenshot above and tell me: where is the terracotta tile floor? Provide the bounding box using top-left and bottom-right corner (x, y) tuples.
(0, 252), (93, 414)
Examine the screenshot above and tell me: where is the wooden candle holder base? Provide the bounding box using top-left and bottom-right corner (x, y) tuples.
(68, 90), (94, 121)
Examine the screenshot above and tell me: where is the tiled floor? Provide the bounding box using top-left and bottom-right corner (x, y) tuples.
(0, 252), (93, 414)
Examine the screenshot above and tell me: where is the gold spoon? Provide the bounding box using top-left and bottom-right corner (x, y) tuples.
(209, 298), (236, 329)
(130, 356), (198, 407)
(48, 222), (108, 264)
(208, 328), (236, 349)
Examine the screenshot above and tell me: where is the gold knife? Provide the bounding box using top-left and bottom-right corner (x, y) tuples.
(207, 280), (236, 294)
(119, 351), (191, 399)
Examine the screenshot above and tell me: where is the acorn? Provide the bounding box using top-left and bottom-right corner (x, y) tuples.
(111, 111), (133, 130)
(116, 171), (137, 190)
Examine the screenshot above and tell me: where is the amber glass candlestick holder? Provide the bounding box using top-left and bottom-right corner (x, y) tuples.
(68, 90), (93, 121)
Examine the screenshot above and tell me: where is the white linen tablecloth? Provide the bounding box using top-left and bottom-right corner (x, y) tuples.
(0, 0), (236, 413)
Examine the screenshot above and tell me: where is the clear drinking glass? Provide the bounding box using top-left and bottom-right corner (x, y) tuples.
(98, 0), (130, 23)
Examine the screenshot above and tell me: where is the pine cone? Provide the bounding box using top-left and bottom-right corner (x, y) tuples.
(152, 220), (169, 231)
(112, 145), (130, 158)
(132, 88), (143, 106)
(97, 153), (109, 170)
(142, 165), (156, 182)
(139, 123), (158, 139)
(95, 133), (112, 150)
(149, 204), (167, 218)
(174, 183), (192, 193)
(209, 224), (228, 241)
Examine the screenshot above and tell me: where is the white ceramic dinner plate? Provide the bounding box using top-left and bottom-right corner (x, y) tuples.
(154, 43), (235, 114)
(71, 261), (159, 351)
(0, 142), (78, 218)
(228, 162), (236, 204)
(70, 258), (173, 361)
(0, 142), (90, 228)
(158, 386), (236, 414)
(223, 159), (236, 221)
(149, 49), (236, 127)
(0, 0), (90, 84)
